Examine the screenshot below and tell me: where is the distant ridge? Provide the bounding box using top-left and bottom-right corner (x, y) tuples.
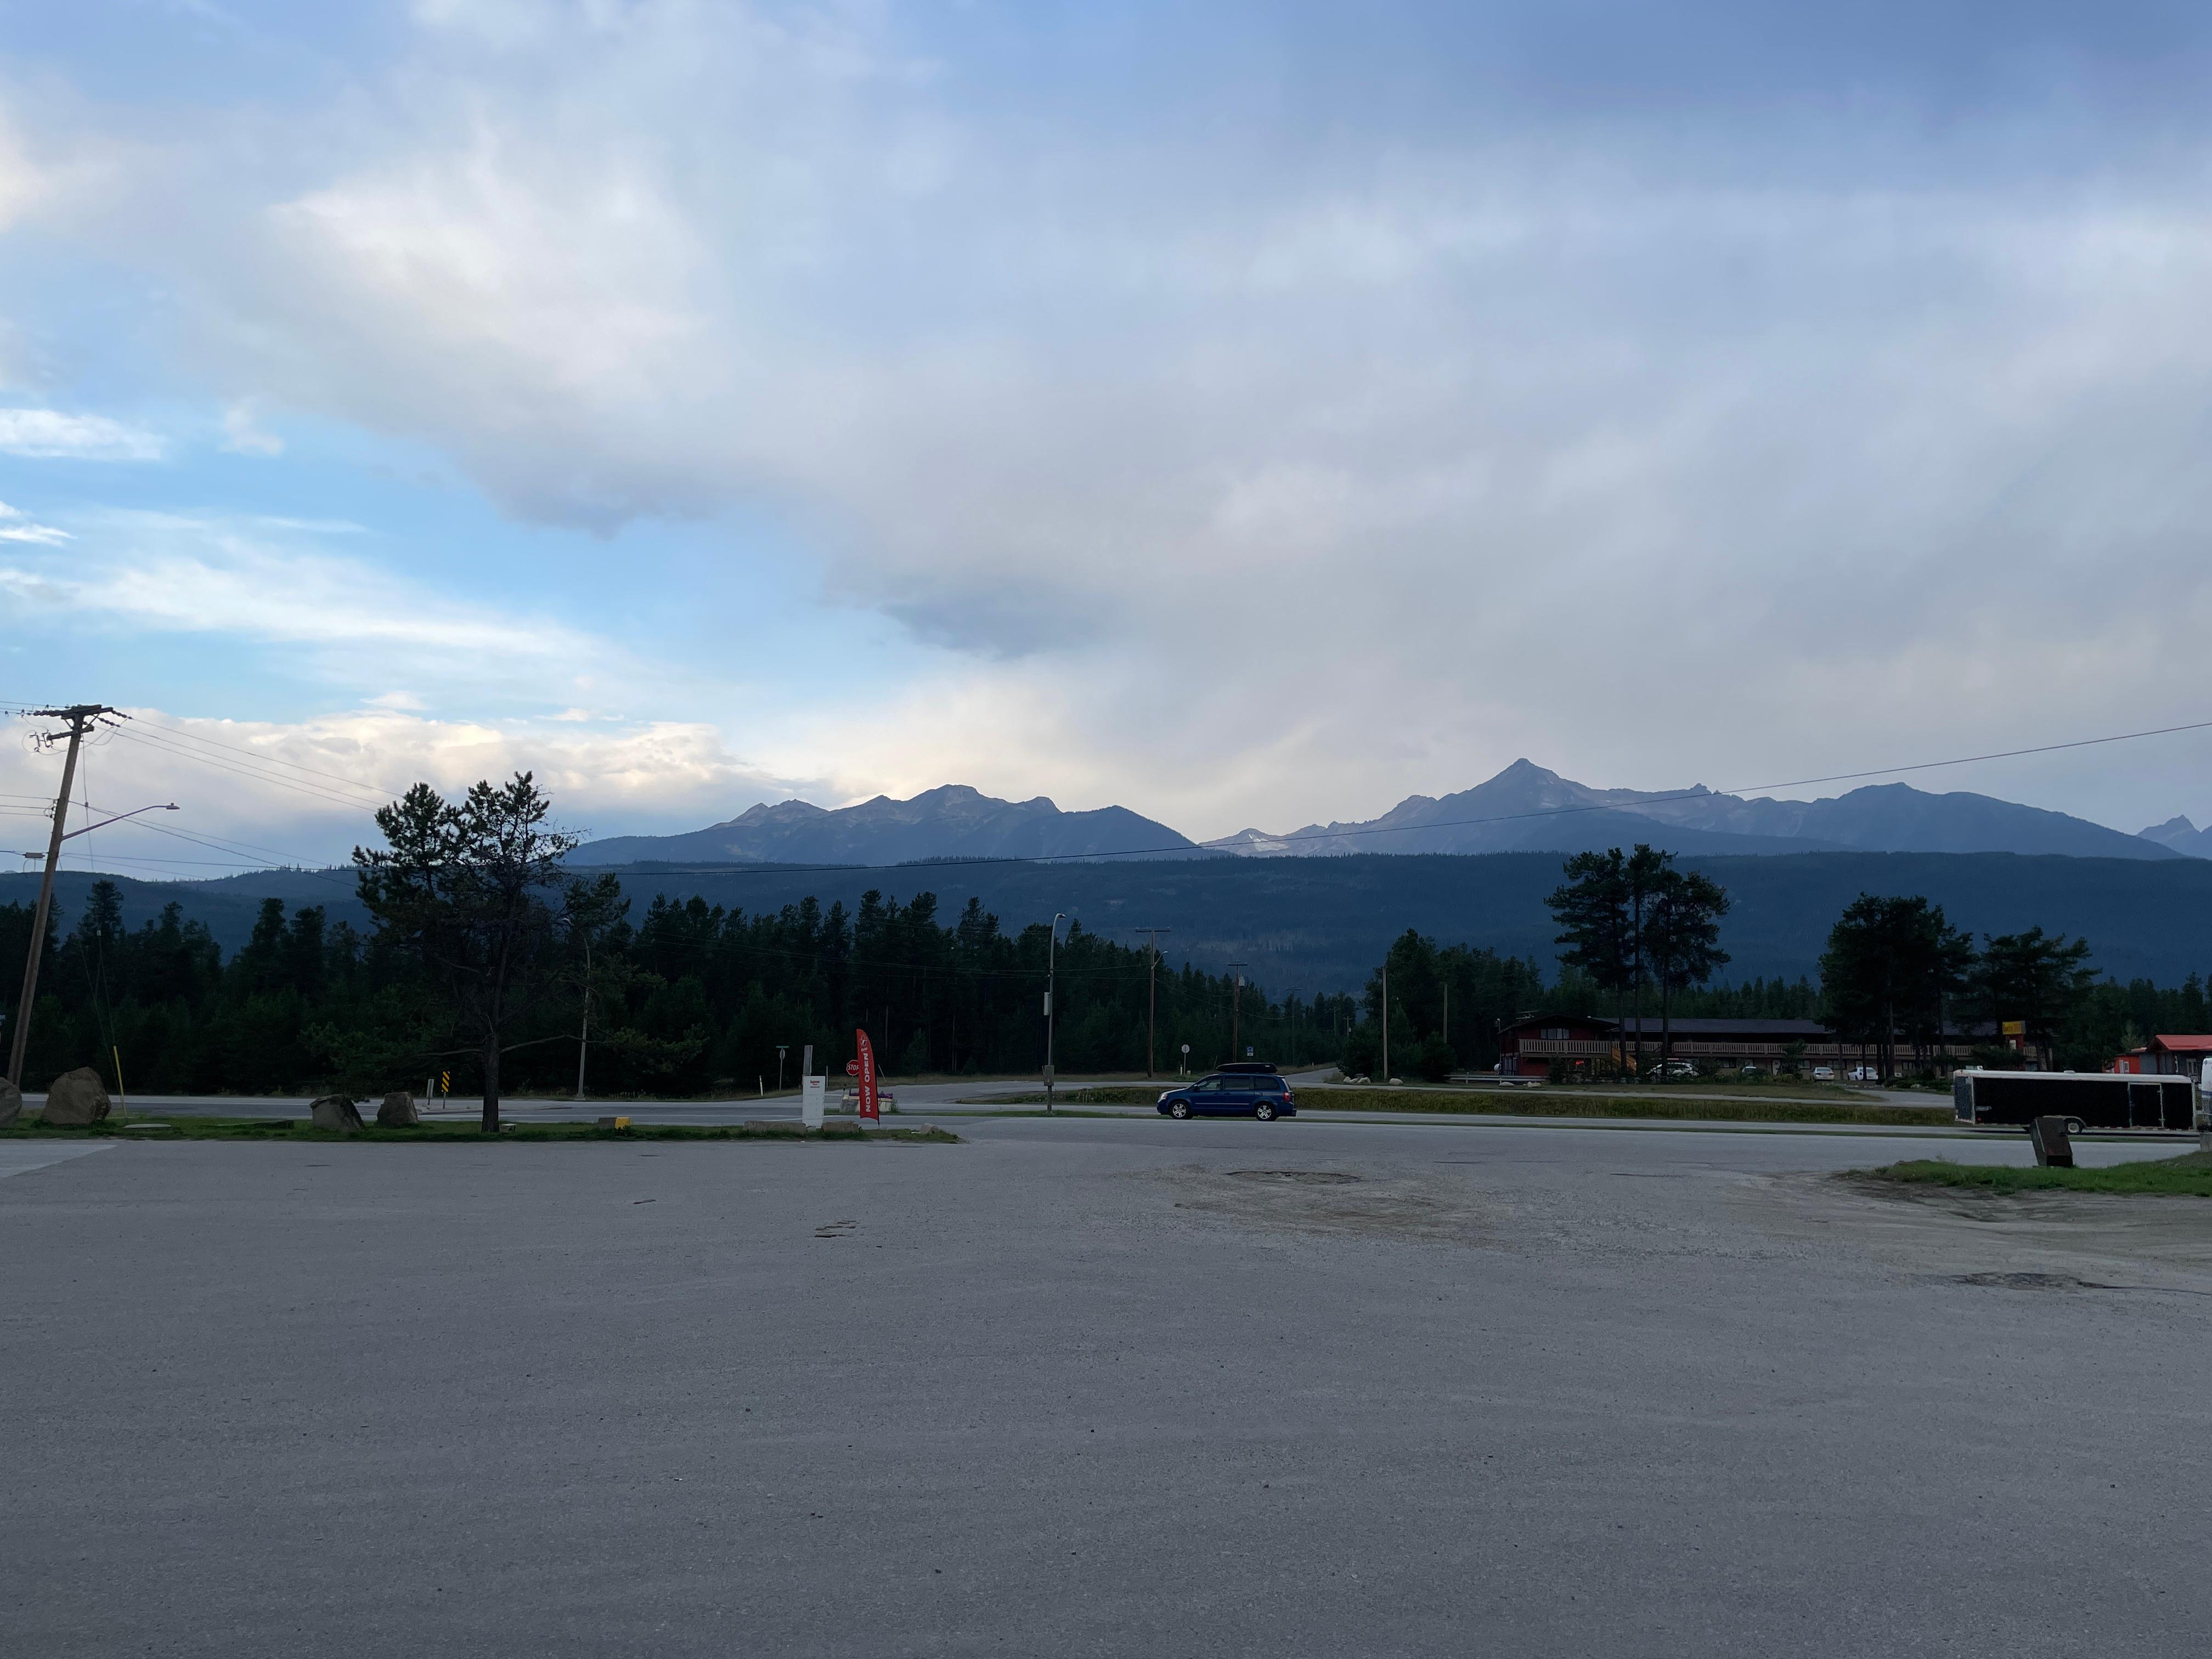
(571, 783), (1200, 867)
(573, 761), (2177, 870)
(1215, 759), (2177, 863)
(2139, 815), (2212, 859)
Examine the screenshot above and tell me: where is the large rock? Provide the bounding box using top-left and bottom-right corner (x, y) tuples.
(42, 1067), (110, 1127)
(310, 1095), (365, 1133)
(0, 1077), (21, 1128)
(376, 1091), (419, 1127)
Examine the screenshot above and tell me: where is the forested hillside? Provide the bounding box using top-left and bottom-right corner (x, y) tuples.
(0, 881), (1362, 1097)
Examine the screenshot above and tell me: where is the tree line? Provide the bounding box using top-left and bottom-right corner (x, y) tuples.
(1342, 845), (2204, 1084)
(0, 776), (1357, 1127)
(5, 785), (2202, 1115)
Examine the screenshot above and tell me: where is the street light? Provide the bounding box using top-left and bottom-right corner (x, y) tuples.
(1045, 912), (1067, 1113)
(1227, 961), (1247, 1063)
(9, 800), (177, 1089)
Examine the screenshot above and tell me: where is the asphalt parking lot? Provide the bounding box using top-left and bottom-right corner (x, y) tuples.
(6, 1116), (2209, 1656)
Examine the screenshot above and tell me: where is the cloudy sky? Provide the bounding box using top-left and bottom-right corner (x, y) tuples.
(2, 0), (2210, 876)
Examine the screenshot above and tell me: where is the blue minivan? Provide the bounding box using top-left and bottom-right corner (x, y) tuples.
(1157, 1067), (1296, 1121)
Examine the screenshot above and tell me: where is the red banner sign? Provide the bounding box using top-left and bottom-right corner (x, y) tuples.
(855, 1029), (879, 1121)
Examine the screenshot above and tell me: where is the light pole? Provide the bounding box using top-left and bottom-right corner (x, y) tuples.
(7, 735), (169, 1089)
(1045, 912), (1066, 1113)
(1227, 961), (1247, 1063)
(1135, 928), (1171, 1079)
(574, 929), (593, 1101)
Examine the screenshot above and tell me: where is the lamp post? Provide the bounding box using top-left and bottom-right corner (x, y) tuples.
(1135, 928), (1171, 1078)
(574, 929), (592, 1101)
(8, 777), (173, 1090)
(1045, 912), (1066, 1113)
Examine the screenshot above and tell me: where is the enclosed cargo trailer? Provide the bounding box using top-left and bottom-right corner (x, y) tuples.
(1952, 1069), (2198, 1133)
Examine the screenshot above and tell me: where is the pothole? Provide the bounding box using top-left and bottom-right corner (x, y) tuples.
(1227, 1170), (1362, 1186)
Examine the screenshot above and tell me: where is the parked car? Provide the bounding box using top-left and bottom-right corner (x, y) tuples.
(1810, 1066), (1835, 1081)
(1158, 1070), (1297, 1120)
(1655, 1059), (1696, 1077)
(1739, 1064), (1765, 1078)
(1847, 1066), (1880, 1082)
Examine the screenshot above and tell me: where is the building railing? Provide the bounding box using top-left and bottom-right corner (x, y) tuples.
(1516, 1037), (1980, 1061)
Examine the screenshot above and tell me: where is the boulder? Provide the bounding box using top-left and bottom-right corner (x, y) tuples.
(42, 1067), (110, 1127)
(376, 1091), (419, 1127)
(310, 1095), (365, 1133)
(0, 1077), (21, 1128)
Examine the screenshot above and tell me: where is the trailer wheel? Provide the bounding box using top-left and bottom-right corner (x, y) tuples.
(2066, 1116), (2085, 1137)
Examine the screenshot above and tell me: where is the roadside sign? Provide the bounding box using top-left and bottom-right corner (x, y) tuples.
(846, 1059), (861, 1076)
(2001, 1020), (2027, 1036)
(802, 1076), (826, 1130)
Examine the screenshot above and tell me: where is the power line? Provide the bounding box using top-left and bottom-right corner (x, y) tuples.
(129, 713), (399, 797)
(107, 727), (387, 814)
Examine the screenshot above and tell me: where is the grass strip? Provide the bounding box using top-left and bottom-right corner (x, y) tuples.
(1859, 1150), (2212, 1197)
(968, 1087), (1166, 1106)
(1, 1117), (958, 1144)
(961, 1086), (1951, 1126)
(1312, 1089), (1952, 1126)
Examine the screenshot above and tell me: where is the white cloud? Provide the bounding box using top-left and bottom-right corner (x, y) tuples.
(0, 409), (165, 461)
(0, 501), (69, 544)
(12, 5), (2212, 839)
(0, 704), (820, 874)
(219, 402), (284, 456)
(0, 510), (592, 668)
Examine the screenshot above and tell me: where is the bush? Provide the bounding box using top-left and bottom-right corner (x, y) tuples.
(1412, 1035), (1457, 1082)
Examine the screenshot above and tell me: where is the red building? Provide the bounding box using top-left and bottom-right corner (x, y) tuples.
(1496, 1013), (1974, 1078)
(2109, 1035), (2212, 1077)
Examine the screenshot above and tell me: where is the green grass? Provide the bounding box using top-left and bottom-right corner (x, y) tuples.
(1860, 1149), (2212, 1197)
(1544, 1077), (1879, 1100)
(960, 1084), (1953, 1127)
(0, 1116), (958, 1144)
(1292, 1087), (1951, 1127)
(961, 1086), (1165, 1106)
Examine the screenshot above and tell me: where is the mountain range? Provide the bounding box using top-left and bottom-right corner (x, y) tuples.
(570, 785), (1198, 867)
(573, 760), (2186, 867)
(2139, 815), (2212, 859)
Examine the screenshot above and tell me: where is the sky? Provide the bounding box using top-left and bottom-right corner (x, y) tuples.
(2, 0), (2211, 877)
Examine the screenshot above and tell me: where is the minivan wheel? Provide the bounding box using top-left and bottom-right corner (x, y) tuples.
(1169, 1100), (1191, 1120)
(1254, 1101), (1277, 1121)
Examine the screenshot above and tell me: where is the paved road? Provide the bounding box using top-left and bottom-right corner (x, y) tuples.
(8, 1116), (2209, 1655)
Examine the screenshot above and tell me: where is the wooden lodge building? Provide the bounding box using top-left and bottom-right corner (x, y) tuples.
(1496, 1013), (1981, 1079)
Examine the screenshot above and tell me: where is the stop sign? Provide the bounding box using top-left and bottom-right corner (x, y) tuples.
(846, 1059), (861, 1076)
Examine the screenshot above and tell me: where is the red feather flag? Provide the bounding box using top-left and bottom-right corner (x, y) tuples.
(855, 1029), (879, 1121)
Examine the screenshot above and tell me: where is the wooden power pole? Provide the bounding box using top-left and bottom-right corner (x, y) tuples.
(9, 706), (118, 1088)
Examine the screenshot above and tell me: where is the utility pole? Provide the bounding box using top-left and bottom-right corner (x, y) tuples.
(9, 705), (121, 1089)
(1045, 912), (1066, 1112)
(1135, 928), (1171, 1078)
(1228, 961), (1247, 1062)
